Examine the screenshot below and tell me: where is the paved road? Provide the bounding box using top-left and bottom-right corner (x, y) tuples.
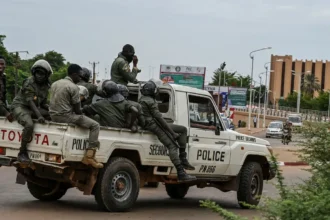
(0, 166), (310, 220)
(253, 130), (298, 147)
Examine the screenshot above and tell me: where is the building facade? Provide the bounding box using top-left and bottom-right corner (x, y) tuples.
(269, 55), (330, 103)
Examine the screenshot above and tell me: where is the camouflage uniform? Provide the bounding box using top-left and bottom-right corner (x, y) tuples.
(49, 76), (100, 148)
(283, 122), (292, 141)
(139, 95), (181, 166)
(77, 80), (97, 106)
(110, 53), (141, 85)
(83, 99), (133, 128)
(11, 77), (50, 145)
(0, 73), (8, 116)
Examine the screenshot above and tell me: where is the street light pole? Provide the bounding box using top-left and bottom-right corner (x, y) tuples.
(292, 70), (310, 114)
(257, 73), (264, 128)
(248, 47), (272, 130)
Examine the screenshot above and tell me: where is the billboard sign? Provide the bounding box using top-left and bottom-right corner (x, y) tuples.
(160, 65), (206, 89)
(227, 88), (247, 108)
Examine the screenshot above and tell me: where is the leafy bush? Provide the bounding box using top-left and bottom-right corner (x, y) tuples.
(240, 121), (246, 127)
(201, 121), (330, 220)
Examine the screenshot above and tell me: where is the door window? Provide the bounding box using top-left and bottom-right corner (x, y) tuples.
(188, 95), (224, 131)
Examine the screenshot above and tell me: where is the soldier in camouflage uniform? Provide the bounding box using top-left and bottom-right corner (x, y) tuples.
(117, 84), (145, 132)
(77, 67), (104, 107)
(110, 44), (140, 85)
(0, 56), (13, 122)
(283, 120), (292, 142)
(139, 80), (196, 182)
(11, 59), (52, 163)
(49, 64), (103, 169)
(83, 81), (138, 130)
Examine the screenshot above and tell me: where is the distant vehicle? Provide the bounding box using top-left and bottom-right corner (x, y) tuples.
(266, 121), (283, 138)
(287, 114), (303, 127)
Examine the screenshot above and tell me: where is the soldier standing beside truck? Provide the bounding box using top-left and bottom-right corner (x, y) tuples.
(0, 56), (13, 122)
(110, 44), (140, 85)
(11, 59), (52, 163)
(49, 64), (103, 169)
(139, 80), (196, 182)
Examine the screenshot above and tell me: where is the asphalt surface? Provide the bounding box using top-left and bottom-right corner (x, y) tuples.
(253, 130), (297, 147)
(0, 165), (310, 220)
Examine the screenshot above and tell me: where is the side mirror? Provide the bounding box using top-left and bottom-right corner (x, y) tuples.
(215, 126), (220, 136)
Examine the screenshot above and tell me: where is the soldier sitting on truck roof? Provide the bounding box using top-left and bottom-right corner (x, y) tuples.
(49, 64), (103, 169)
(139, 79), (196, 182)
(82, 80), (139, 131)
(117, 84), (145, 132)
(11, 59), (52, 163)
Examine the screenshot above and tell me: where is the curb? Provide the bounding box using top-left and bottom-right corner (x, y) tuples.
(277, 161), (309, 166)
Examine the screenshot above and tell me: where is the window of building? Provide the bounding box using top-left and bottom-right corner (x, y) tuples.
(281, 62), (286, 97)
(301, 62), (305, 87)
(322, 63), (326, 90)
(291, 62), (295, 93)
(188, 95), (224, 131)
(312, 62), (316, 77)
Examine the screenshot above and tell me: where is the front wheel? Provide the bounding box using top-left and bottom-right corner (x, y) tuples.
(94, 157), (140, 212)
(165, 184), (189, 199)
(27, 181), (67, 201)
(237, 162), (263, 209)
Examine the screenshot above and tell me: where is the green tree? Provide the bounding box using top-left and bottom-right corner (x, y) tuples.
(302, 74), (321, 98)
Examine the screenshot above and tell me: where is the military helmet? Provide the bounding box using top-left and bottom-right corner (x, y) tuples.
(117, 84), (129, 98)
(102, 80), (124, 103)
(141, 79), (161, 96)
(78, 85), (89, 99)
(80, 67), (92, 82)
(31, 59), (53, 76)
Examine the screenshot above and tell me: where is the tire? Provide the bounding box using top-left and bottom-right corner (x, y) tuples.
(94, 157), (140, 212)
(165, 184), (189, 199)
(144, 182), (159, 188)
(27, 181), (67, 202)
(237, 162), (263, 209)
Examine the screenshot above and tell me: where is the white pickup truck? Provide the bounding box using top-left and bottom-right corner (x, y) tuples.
(0, 83), (275, 212)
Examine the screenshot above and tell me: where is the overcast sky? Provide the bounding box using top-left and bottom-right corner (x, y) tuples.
(2, 0), (330, 84)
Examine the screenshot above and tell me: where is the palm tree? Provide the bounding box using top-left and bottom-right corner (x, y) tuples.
(302, 74), (321, 97)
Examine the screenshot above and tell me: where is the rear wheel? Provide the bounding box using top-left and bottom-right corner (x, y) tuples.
(27, 181), (67, 201)
(94, 157), (140, 212)
(165, 184), (189, 199)
(237, 162), (263, 209)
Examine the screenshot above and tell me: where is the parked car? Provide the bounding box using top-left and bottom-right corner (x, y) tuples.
(266, 121), (283, 138)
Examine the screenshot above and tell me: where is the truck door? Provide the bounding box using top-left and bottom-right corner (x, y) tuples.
(187, 94), (231, 176)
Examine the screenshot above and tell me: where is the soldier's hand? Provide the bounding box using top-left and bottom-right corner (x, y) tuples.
(6, 113), (14, 123)
(37, 116), (45, 124)
(133, 55), (138, 66)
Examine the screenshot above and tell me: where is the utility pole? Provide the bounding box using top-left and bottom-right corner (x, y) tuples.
(89, 61), (99, 84)
(10, 50), (29, 96)
(217, 62), (226, 112)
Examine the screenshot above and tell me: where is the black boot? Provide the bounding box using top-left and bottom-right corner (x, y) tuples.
(176, 164), (197, 182)
(179, 152), (195, 170)
(17, 141), (31, 164)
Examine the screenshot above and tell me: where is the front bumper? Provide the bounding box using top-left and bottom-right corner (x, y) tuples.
(0, 155), (14, 167)
(266, 132), (283, 137)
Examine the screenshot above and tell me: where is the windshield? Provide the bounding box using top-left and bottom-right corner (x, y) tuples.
(269, 123), (282, 128)
(288, 117), (301, 123)
(222, 118), (230, 129)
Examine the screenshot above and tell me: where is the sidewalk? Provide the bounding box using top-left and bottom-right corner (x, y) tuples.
(272, 146), (308, 166)
(236, 127), (265, 135)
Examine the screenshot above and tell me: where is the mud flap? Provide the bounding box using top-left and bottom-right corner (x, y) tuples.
(16, 172), (26, 185)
